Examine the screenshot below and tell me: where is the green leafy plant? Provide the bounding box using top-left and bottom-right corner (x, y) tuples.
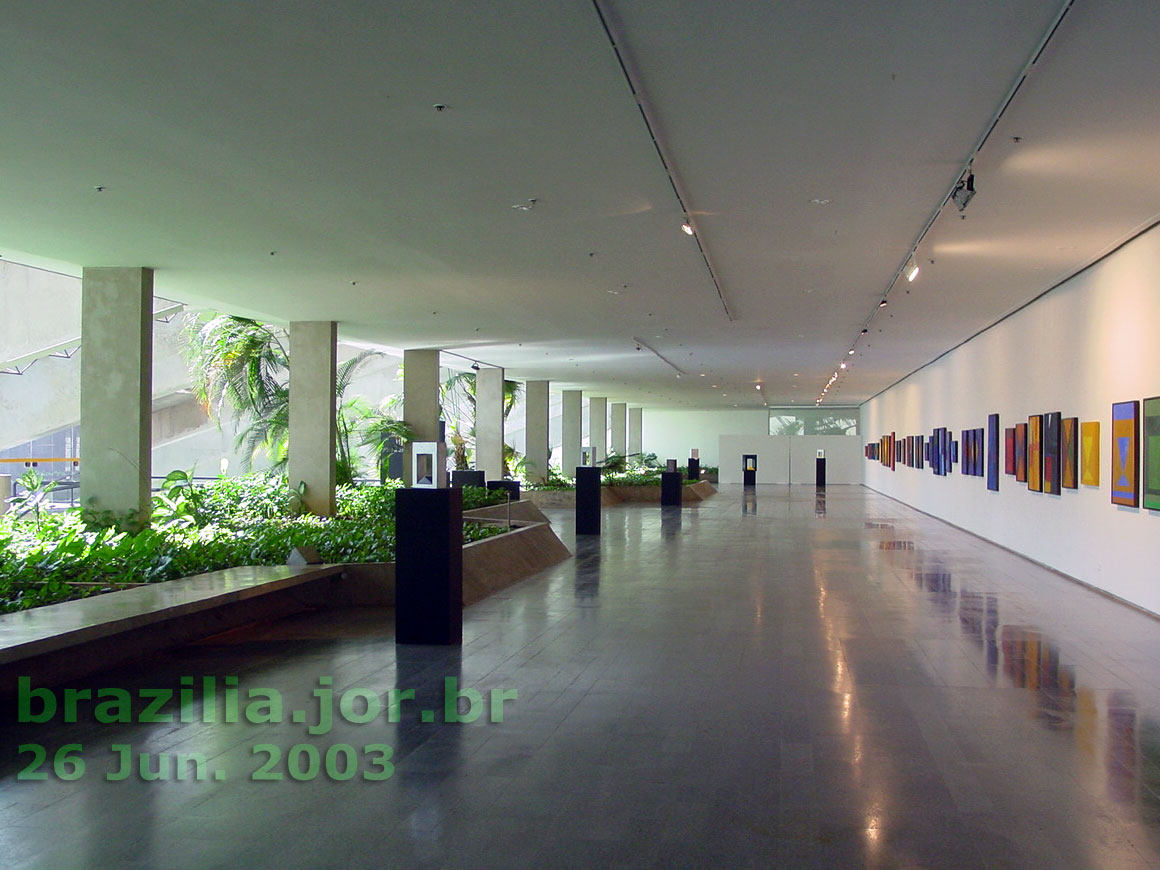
(7, 469), (57, 527)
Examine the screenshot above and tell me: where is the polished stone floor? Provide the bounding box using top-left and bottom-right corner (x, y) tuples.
(2, 485), (1160, 869)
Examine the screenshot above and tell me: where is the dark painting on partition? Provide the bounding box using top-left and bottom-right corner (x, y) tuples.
(916, 435), (925, 470)
(960, 430), (970, 475)
(1015, 422), (1028, 482)
(896, 438), (904, 466)
(950, 436), (958, 465)
(924, 441), (930, 464)
(930, 429), (941, 475)
(987, 414), (999, 491)
(1042, 412), (1061, 495)
(1004, 427), (1016, 475)
(1111, 400), (1139, 507)
(976, 428), (986, 476)
(1061, 417), (1079, 490)
(1027, 415), (1043, 492)
(1143, 397), (1160, 510)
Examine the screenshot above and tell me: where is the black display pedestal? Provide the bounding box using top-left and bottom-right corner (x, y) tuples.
(815, 458), (827, 488)
(451, 470), (486, 488)
(743, 454), (757, 487)
(487, 480), (520, 501)
(575, 466), (601, 535)
(661, 471), (683, 506)
(687, 458), (700, 481)
(395, 488), (463, 645)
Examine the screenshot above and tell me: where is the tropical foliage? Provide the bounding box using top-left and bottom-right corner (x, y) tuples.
(183, 313), (411, 484)
(0, 475), (508, 614)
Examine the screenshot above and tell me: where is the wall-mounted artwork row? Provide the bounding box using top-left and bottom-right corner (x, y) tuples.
(865, 400), (1154, 516)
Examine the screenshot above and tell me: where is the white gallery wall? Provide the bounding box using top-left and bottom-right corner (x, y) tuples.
(862, 223), (1160, 616)
(642, 409), (767, 466)
(719, 434), (863, 484)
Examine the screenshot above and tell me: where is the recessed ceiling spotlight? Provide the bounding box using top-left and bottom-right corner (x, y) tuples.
(607, 289), (620, 295)
(512, 198), (538, 211)
(809, 198), (831, 205)
(848, 349), (855, 355)
(755, 384), (762, 390)
(840, 363), (847, 369)
(681, 223), (694, 235)
(699, 373), (706, 377)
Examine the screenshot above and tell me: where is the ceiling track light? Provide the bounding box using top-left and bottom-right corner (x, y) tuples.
(878, 298), (888, 308)
(951, 170), (976, 212)
(681, 222), (694, 235)
(905, 256), (920, 282)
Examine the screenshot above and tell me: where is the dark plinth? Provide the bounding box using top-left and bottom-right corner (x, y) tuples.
(687, 458), (700, 481)
(575, 466), (601, 535)
(487, 479), (520, 501)
(743, 454), (757, 487)
(452, 470), (486, 488)
(395, 488), (463, 645)
(815, 457), (827, 488)
(661, 471), (682, 506)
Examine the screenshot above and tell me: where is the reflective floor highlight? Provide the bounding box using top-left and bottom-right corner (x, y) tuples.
(2, 485), (1160, 868)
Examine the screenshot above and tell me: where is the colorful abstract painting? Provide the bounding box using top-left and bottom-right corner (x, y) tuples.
(1043, 411), (1061, 495)
(1144, 397), (1160, 510)
(1005, 427), (1016, 475)
(1061, 417), (1078, 490)
(987, 414), (999, 491)
(961, 430), (970, 476)
(1028, 415), (1043, 492)
(1080, 421), (1099, 486)
(1015, 423), (1027, 483)
(1111, 400), (1139, 507)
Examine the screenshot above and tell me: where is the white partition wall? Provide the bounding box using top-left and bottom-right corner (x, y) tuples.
(862, 223), (1160, 616)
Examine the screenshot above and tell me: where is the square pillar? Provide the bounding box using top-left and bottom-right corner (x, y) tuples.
(629, 406), (643, 455)
(475, 367), (505, 480)
(562, 390), (582, 474)
(524, 380), (550, 484)
(403, 348), (441, 485)
(80, 267), (153, 528)
(288, 321), (337, 516)
(611, 402), (627, 456)
(589, 396), (607, 464)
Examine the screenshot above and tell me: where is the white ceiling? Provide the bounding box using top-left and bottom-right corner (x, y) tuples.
(3, 0), (1159, 409)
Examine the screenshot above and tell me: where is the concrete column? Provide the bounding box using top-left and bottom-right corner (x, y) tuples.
(629, 407), (643, 455)
(80, 267), (153, 528)
(288, 321), (337, 516)
(475, 367), (505, 480)
(562, 390), (582, 473)
(403, 348), (441, 484)
(611, 402), (627, 457)
(589, 396), (608, 464)
(524, 380), (550, 483)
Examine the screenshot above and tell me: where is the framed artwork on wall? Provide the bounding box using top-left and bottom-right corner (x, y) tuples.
(975, 427), (986, 477)
(1005, 427), (1016, 475)
(987, 414), (1000, 491)
(951, 437), (958, 466)
(1080, 421), (1100, 486)
(1143, 397), (1160, 510)
(916, 435), (925, 470)
(1028, 414), (1043, 492)
(1015, 423), (1028, 483)
(1061, 417), (1079, 490)
(1110, 400), (1139, 507)
(1043, 411), (1061, 495)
